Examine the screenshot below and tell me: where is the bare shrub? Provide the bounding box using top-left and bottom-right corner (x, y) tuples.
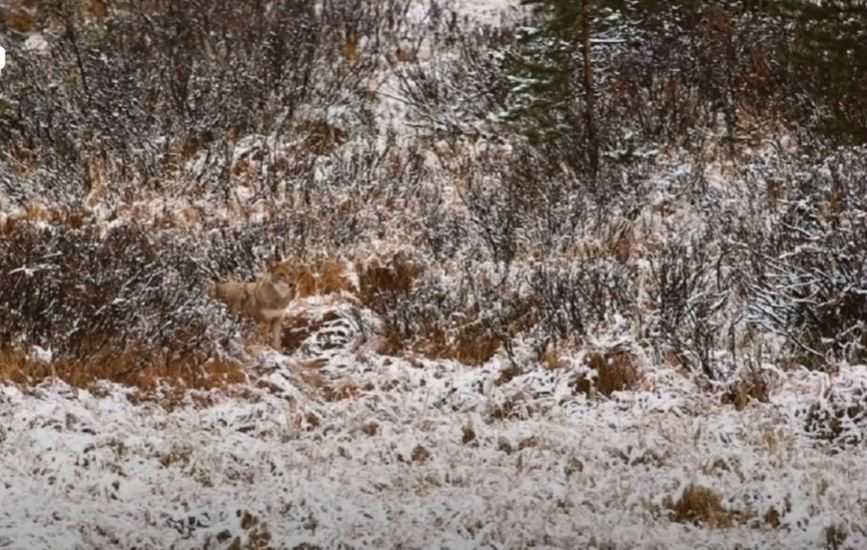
(0, 0), (384, 205)
(738, 147), (867, 369)
(805, 373), (867, 451)
(203, 217), (309, 280)
(392, 22), (512, 142)
(374, 268), (504, 365)
(362, 256), (534, 366)
(529, 259), (635, 346)
(721, 362), (771, 411)
(0, 222), (240, 387)
(648, 235), (733, 380)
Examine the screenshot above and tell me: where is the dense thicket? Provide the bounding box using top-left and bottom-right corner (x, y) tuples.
(0, 0), (865, 400)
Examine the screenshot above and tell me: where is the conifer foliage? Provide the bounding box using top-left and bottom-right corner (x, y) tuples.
(775, 0), (867, 142)
(504, 0), (635, 179)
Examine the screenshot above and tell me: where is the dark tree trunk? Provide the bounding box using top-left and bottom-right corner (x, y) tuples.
(579, 0), (599, 184)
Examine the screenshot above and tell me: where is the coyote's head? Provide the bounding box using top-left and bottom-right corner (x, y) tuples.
(266, 261), (296, 298)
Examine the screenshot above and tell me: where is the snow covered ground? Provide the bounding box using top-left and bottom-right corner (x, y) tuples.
(2, 342), (865, 549)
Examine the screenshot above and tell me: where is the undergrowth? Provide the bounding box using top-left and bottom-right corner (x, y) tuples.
(0, 0), (866, 412)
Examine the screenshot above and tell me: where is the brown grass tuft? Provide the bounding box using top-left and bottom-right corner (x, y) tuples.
(489, 391), (536, 421)
(304, 412), (321, 431)
(518, 436), (540, 450)
(764, 507), (782, 529)
(318, 258), (353, 295)
(320, 381), (361, 402)
(411, 324), (502, 367)
(411, 445), (431, 464)
(234, 509), (273, 550)
(361, 421), (379, 436)
(461, 423), (477, 445)
(573, 349), (642, 397)
(0, 348), (246, 394)
(356, 252), (420, 311)
(290, 263), (319, 298)
(540, 342), (570, 370)
(823, 524), (849, 550)
(805, 382), (866, 449)
(495, 364), (522, 386)
(721, 367), (770, 411)
(666, 484), (733, 528)
(280, 258), (355, 299)
(3, 9), (35, 33)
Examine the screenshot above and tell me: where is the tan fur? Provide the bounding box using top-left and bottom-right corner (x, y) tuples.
(209, 261), (296, 349)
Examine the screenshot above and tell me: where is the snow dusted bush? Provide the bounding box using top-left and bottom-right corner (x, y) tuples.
(738, 146), (867, 369)
(528, 258), (635, 345)
(0, 222), (241, 386)
(392, 22), (513, 141)
(648, 234), (734, 380)
(805, 368), (867, 451)
(368, 257), (506, 365)
(0, 0), (383, 203)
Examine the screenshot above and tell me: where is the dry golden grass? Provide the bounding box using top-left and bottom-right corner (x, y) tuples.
(0, 348), (246, 393)
(341, 29), (360, 63)
(282, 257), (355, 299)
(3, 8), (35, 33)
(666, 484), (733, 529)
(355, 252), (420, 309)
(410, 324), (502, 367)
(573, 349), (643, 397)
(0, 203), (90, 234)
(721, 369), (770, 411)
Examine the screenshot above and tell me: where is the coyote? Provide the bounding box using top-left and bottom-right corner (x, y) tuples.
(208, 261), (296, 348)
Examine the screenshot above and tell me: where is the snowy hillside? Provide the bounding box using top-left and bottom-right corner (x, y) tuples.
(2, 0), (866, 548)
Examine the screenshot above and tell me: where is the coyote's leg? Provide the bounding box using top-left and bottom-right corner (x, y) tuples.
(269, 319), (282, 350)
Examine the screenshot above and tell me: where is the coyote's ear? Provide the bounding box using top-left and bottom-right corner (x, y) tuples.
(268, 246), (283, 269)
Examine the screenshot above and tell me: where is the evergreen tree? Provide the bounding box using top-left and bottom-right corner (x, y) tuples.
(776, 0), (867, 142)
(502, 0), (656, 181)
